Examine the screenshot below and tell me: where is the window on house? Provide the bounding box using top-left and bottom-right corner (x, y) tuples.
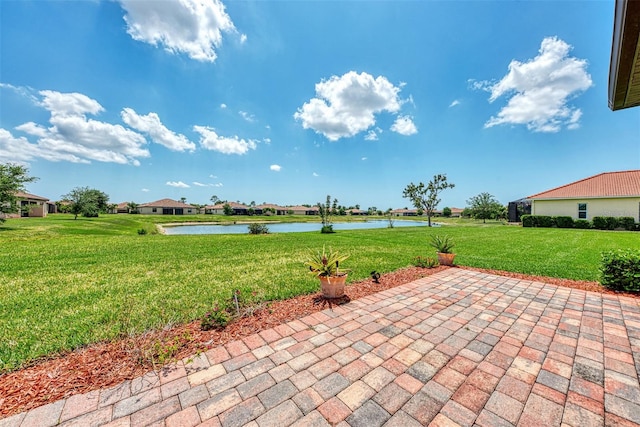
(578, 203), (587, 219)
(152, 208), (157, 213)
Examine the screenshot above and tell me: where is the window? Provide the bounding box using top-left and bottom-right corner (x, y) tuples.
(578, 203), (587, 219)
(152, 208), (157, 213)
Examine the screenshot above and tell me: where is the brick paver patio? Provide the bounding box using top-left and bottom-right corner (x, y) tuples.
(2, 268), (640, 426)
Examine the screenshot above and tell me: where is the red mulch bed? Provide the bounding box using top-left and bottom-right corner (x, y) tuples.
(0, 266), (636, 417)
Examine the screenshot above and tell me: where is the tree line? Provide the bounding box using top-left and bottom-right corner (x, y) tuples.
(1, 163), (507, 223)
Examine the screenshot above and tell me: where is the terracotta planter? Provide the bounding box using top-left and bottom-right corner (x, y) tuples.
(319, 274), (347, 298)
(437, 252), (456, 266)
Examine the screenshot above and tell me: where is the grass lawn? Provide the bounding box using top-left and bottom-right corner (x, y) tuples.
(1, 214), (637, 372)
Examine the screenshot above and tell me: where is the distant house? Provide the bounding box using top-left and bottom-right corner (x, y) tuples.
(391, 208), (417, 217)
(434, 207), (463, 217)
(347, 209), (366, 215)
(528, 170), (640, 221)
(7, 191), (52, 218)
(288, 205), (319, 215)
(255, 204), (287, 215)
(115, 202), (131, 214)
(138, 199), (197, 215)
(205, 202), (249, 215)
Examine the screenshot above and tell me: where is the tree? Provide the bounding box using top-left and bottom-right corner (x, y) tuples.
(402, 174), (455, 226)
(0, 163), (37, 222)
(442, 207), (452, 217)
(318, 195), (338, 233)
(62, 187), (110, 219)
(210, 195), (221, 205)
(180, 197), (187, 204)
(466, 192), (503, 223)
(127, 201), (139, 214)
(223, 203), (234, 216)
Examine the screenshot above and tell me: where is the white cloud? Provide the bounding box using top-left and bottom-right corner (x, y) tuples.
(240, 34), (247, 44)
(449, 100), (460, 107)
(220, 103), (227, 109)
(10, 90), (149, 165)
(391, 115), (418, 135)
(294, 71), (404, 141)
(263, 138), (272, 144)
(166, 181), (190, 188)
(142, 188), (150, 192)
(0, 128), (88, 164)
(0, 83), (38, 103)
(270, 164), (281, 172)
(193, 181), (223, 187)
(209, 174), (218, 178)
(312, 172), (319, 177)
(364, 130), (378, 141)
(239, 111), (255, 122)
(193, 125), (257, 155)
(361, 157), (367, 161)
(482, 37), (592, 133)
(121, 108), (195, 152)
(118, 0), (238, 63)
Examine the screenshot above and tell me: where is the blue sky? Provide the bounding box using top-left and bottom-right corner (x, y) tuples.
(1, 0), (639, 210)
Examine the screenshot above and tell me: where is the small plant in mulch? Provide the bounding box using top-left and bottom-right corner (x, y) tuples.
(137, 331), (194, 369)
(200, 305), (231, 331)
(413, 255), (438, 268)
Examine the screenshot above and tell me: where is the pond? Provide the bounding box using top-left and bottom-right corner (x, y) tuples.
(162, 219), (435, 235)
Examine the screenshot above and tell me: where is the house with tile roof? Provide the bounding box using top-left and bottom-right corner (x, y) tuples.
(138, 199), (198, 215)
(528, 170), (640, 221)
(205, 202), (249, 215)
(6, 191), (53, 218)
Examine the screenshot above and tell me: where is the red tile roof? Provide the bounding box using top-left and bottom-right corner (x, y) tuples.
(139, 198), (196, 208)
(528, 170), (640, 199)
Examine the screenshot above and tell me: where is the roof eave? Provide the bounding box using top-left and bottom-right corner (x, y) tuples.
(609, 0), (640, 111)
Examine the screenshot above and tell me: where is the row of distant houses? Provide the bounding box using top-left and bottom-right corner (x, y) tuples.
(9, 170), (640, 222)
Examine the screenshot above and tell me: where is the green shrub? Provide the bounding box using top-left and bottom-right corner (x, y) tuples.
(593, 216), (619, 230)
(554, 216), (574, 228)
(321, 225), (334, 234)
(137, 228), (147, 235)
(248, 223), (269, 234)
(619, 217), (636, 231)
(521, 215), (554, 228)
(600, 249), (640, 292)
(521, 215), (534, 227)
(574, 219), (592, 229)
(538, 216), (554, 227)
(200, 305), (230, 331)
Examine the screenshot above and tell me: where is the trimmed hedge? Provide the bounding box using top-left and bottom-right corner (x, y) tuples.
(593, 216), (618, 230)
(522, 215), (635, 230)
(601, 249), (640, 292)
(619, 217), (635, 231)
(574, 219), (592, 229)
(554, 216), (574, 228)
(522, 215), (554, 228)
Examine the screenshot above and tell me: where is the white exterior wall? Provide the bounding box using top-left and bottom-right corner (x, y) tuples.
(138, 206), (162, 215)
(532, 198), (640, 221)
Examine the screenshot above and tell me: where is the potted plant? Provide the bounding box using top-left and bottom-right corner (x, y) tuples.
(305, 246), (349, 298)
(430, 234), (456, 266)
